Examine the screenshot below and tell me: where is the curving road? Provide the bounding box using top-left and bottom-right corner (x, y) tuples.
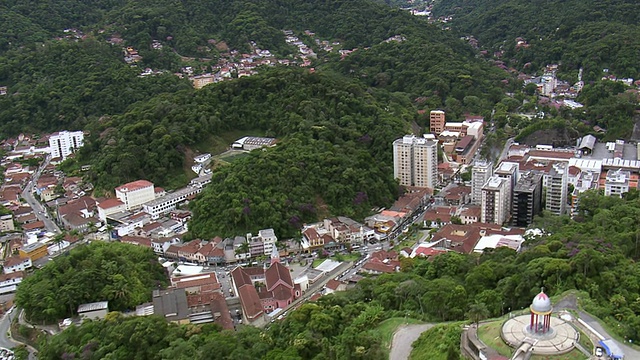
(0, 310), (36, 360)
(389, 323), (435, 360)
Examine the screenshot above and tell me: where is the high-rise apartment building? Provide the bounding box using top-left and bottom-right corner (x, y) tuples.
(545, 162), (568, 215)
(429, 110), (446, 135)
(494, 161), (519, 218)
(49, 131), (84, 160)
(512, 172), (543, 227)
(471, 160), (493, 205)
(393, 135), (438, 189)
(481, 176), (510, 225)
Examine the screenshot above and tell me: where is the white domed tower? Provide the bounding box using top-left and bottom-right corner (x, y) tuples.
(529, 288), (553, 334)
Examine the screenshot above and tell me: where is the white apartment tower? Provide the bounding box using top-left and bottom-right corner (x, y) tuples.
(393, 135), (438, 189)
(481, 176), (510, 225)
(471, 160), (493, 205)
(49, 131), (84, 160)
(545, 162), (568, 215)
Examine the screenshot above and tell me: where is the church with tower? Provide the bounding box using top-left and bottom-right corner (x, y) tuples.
(230, 245), (301, 324)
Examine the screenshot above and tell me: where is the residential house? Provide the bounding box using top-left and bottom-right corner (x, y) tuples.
(361, 250), (400, 274)
(2, 256), (32, 274)
(459, 206), (481, 225)
(324, 279), (347, 294)
(177, 240), (204, 263)
(152, 237), (181, 255)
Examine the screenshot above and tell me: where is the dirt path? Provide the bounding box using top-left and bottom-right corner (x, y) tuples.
(389, 323), (435, 360)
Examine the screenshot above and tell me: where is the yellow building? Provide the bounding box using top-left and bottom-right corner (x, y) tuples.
(19, 241), (48, 261)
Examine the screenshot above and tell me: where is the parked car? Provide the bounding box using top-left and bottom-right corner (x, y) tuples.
(595, 347), (603, 357)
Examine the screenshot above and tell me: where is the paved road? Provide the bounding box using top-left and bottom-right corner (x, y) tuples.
(578, 311), (640, 359)
(0, 310), (36, 360)
(389, 323), (435, 360)
(555, 293), (639, 359)
(21, 156), (61, 234)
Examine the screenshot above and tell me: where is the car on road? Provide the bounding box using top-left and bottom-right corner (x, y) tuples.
(595, 347), (603, 357)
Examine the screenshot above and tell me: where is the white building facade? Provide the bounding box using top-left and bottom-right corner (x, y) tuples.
(49, 131), (84, 160)
(115, 180), (156, 210)
(471, 160), (493, 205)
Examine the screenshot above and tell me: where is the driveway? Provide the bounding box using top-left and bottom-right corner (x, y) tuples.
(390, 323), (435, 360)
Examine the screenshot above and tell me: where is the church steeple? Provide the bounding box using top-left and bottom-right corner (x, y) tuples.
(270, 244), (280, 265)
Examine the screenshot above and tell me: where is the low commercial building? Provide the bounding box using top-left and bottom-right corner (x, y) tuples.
(19, 241), (48, 261)
(78, 301), (109, 320)
(153, 288), (190, 324)
(142, 187), (201, 219)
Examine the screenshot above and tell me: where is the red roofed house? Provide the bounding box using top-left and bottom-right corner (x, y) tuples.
(2, 256), (32, 274)
(325, 279), (347, 294)
(115, 180), (155, 210)
(57, 196), (99, 233)
(177, 240), (204, 262)
(302, 227), (324, 250)
(361, 250), (400, 274)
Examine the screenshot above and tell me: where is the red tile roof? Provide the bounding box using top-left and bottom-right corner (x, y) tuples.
(209, 292), (234, 330)
(238, 285), (263, 320)
(3, 255), (28, 268)
(325, 279), (343, 290)
(265, 262), (293, 291)
(115, 180), (153, 192)
(97, 198), (124, 209)
(22, 221), (45, 230)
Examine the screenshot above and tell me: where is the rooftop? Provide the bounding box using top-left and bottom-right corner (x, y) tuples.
(115, 180), (154, 192)
(78, 301), (109, 313)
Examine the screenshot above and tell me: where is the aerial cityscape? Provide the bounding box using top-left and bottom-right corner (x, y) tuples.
(0, 0), (639, 359)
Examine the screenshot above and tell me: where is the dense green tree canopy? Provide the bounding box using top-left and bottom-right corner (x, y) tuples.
(431, 0), (640, 80)
(16, 242), (168, 323)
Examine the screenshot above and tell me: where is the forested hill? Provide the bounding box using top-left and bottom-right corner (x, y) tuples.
(3, 0), (454, 56)
(432, 0), (640, 80)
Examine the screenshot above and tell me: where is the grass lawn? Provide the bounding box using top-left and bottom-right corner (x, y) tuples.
(477, 320), (512, 357)
(312, 258), (325, 268)
(372, 317), (423, 350)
